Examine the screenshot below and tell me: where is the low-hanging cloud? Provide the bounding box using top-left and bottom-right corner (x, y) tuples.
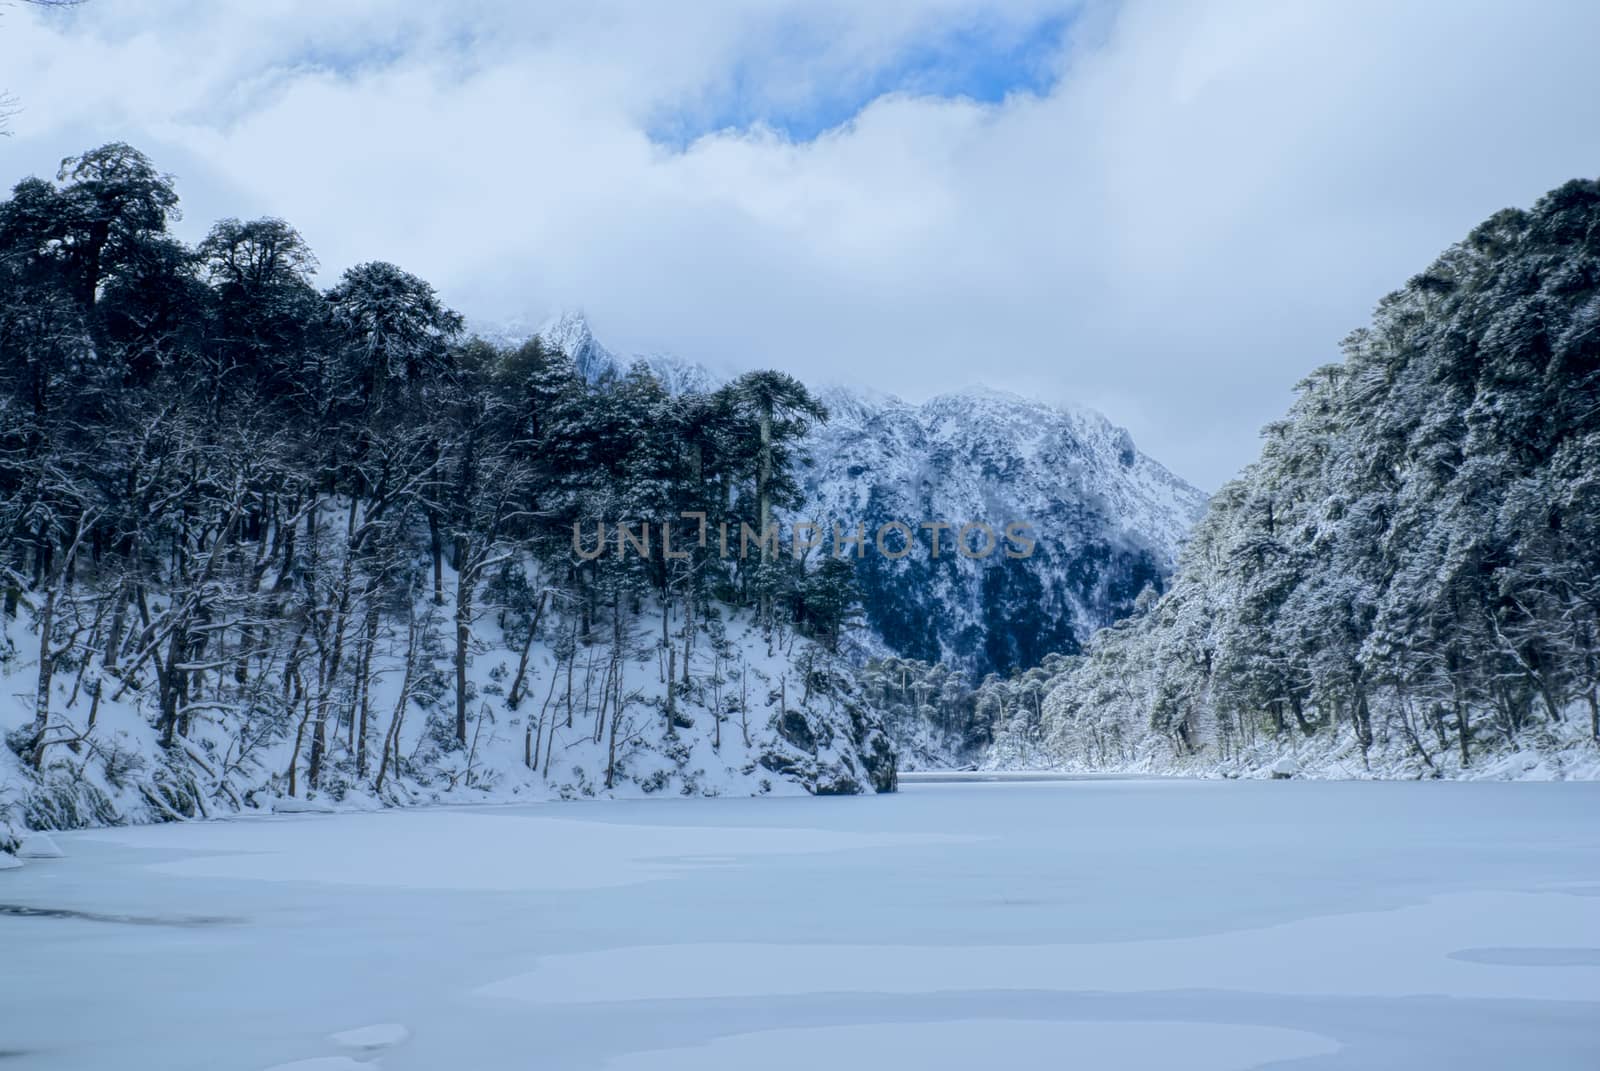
(3, 0), (1597, 488)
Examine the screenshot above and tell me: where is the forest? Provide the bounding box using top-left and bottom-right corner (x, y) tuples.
(4, 146), (1598, 844)
(0, 143), (887, 837)
(990, 178), (1600, 778)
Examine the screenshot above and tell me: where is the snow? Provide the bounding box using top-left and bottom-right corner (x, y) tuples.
(329, 1023), (409, 1049)
(16, 832), (64, 858)
(599, 1021), (1339, 1071)
(0, 851), (20, 870)
(269, 798), (337, 815)
(3, 779), (1598, 1070)
(530, 309), (727, 394)
(797, 373), (1208, 676)
(77, 810), (957, 892)
(1000, 706), (1600, 783)
(0, 558), (888, 843)
(482, 888), (1600, 1005)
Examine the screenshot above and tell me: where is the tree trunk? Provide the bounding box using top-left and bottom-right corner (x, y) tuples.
(605, 682), (620, 790)
(287, 689), (311, 797)
(375, 612), (419, 794)
(104, 583), (127, 672)
(455, 560), (473, 746)
(356, 606), (378, 778)
(28, 581), (59, 769)
(666, 646), (677, 737)
(507, 590), (549, 708)
(757, 406), (772, 623)
(429, 510), (445, 606)
(740, 667), (750, 747)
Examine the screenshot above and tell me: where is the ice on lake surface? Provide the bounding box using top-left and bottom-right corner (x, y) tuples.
(3, 779), (1599, 1070)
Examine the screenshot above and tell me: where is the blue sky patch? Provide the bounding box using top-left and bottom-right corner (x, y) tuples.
(650, 11), (1074, 149)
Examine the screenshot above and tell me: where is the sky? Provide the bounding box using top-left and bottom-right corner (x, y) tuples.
(3, 0), (1599, 490)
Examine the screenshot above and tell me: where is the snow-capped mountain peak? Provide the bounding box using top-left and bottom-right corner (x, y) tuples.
(796, 381), (1206, 675)
(536, 311), (722, 395)
(536, 310), (626, 384)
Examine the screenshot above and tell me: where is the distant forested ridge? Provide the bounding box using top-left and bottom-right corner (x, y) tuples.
(0, 144), (893, 842)
(991, 179), (1600, 778)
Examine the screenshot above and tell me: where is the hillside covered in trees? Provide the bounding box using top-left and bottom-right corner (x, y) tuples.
(521, 312), (1205, 681)
(989, 178), (1600, 779)
(0, 144), (895, 844)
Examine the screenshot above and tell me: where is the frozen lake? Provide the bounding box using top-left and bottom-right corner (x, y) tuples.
(3, 779), (1599, 1070)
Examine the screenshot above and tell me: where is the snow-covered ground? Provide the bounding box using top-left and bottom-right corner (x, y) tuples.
(987, 709), (1600, 783)
(0, 577), (895, 845)
(3, 780), (1598, 1069)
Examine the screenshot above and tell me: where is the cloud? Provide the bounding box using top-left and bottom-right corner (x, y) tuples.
(3, 0), (1597, 488)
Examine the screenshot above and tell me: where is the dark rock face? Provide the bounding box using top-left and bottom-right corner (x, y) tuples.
(759, 668), (897, 794)
(777, 709), (816, 751)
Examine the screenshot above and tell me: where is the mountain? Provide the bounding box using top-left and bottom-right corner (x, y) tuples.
(527, 313), (1207, 679)
(524, 311), (724, 395)
(796, 384), (1205, 676)
(990, 177), (1600, 781)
